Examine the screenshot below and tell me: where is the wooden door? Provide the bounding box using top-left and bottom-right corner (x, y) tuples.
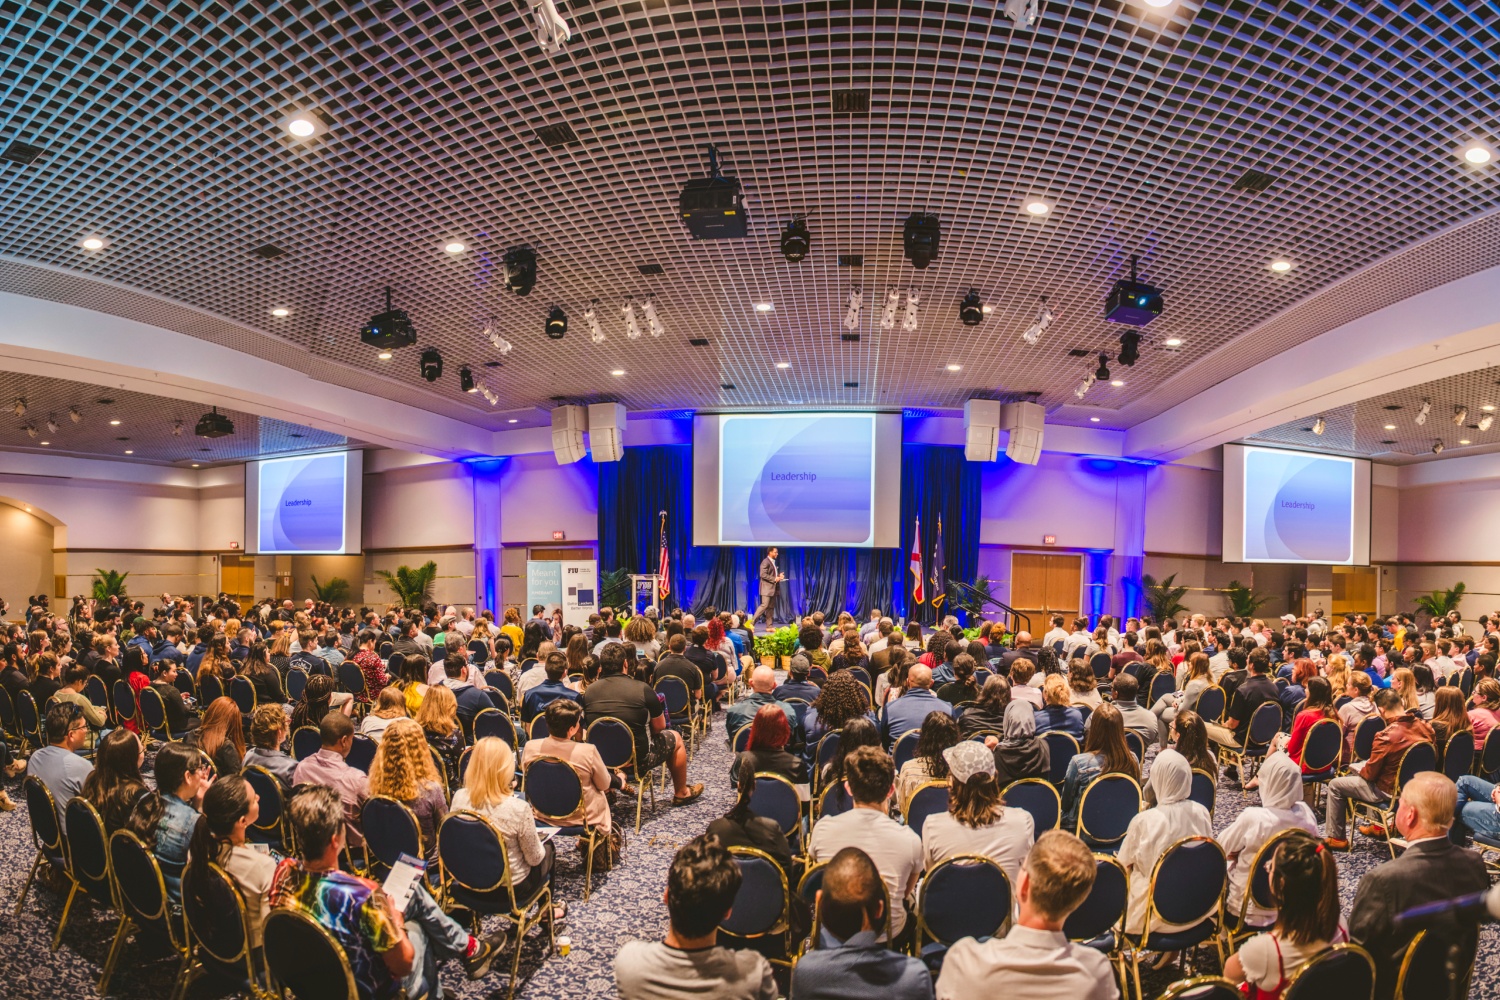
(1332, 566), (1377, 617)
(1010, 552), (1081, 618)
(219, 554), (255, 602)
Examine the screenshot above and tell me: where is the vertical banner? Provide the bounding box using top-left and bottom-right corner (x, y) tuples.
(561, 559), (598, 628)
(525, 561), (562, 618)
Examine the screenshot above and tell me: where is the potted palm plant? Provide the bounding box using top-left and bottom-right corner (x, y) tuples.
(374, 561), (437, 609)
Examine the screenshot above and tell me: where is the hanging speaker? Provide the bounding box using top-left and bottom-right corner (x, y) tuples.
(551, 405), (588, 464)
(1001, 401), (1045, 465)
(963, 399), (1001, 462)
(587, 402), (627, 462)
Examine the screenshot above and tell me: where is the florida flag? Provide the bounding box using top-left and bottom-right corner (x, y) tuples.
(909, 515), (925, 605)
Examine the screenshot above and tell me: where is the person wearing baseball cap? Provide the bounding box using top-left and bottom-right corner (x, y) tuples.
(919, 739), (1035, 887)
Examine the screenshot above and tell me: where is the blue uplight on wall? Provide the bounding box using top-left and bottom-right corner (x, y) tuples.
(1085, 548), (1112, 628)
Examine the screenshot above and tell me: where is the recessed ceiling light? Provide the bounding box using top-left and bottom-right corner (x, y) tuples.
(611, 369), (626, 377)
(946, 364), (962, 372)
(1484, 405), (1496, 412)
(191, 463), (200, 467)
(1024, 200), (1052, 216)
(1163, 337), (1183, 347)
(270, 307), (290, 317)
(377, 351), (392, 360)
(507, 418), (518, 424)
(39, 441), (49, 446)
(1089, 417), (1101, 423)
(754, 303), (774, 312)
(1110, 379), (1125, 387)
(286, 116), (317, 137)
(123, 449), (133, 455)
(981, 305), (993, 314)
(444, 241), (466, 254)
(80, 236), (106, 250)
(1461, 439), (1472, 445)
(1463, 143), (1493, 165)
(1384, 424), (1397, 430)
(108, 419), (121, 426)
(776, 362), (791, 369)
(1269, 259), (1294, 273)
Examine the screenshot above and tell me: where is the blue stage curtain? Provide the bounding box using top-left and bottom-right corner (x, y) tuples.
(598, 442), (978, 624)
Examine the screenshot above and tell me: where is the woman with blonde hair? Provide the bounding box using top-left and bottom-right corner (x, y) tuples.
(360, 686), (408, 741)
(1324, 653), (1350, 702)
(452, 737), (559, 915)
(417, 682), (463, 786)
(1033, 673), (1084, 738)
(1068, 657), (1103, 710)
(368, 718), (447, 861)
(268, 629), (294, 674)
(1389, 667), (1420, 714)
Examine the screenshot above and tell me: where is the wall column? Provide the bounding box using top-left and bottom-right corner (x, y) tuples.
(470, 460), (505, 616)
(1112, 465), (1149, 621)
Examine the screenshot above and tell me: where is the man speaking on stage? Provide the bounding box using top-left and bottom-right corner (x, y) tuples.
(753, 546), (784, 628)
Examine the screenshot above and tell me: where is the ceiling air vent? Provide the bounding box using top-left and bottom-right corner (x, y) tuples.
(534, 123), (580, 149)
(637, 262), (665, 275)
(832, 90), (870, 114)
(688, 337), (709, 346)
(251, 244), (287, 260)
(1231, 169), (1276, 193)
(841, 333), (860, 342)
(1067, 348), (1091, 357)
(837, 254), (864, 267)
(0, 140), (45, 165)
(843, 381), (859, 388)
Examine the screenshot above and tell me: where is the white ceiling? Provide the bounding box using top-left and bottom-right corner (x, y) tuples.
(2, 0), (1500, 449)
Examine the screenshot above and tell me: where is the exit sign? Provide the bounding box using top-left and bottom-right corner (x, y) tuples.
(552, 530), (566, 541)
(1042, 535), (1056, 545)
(229, 541), (241, 550)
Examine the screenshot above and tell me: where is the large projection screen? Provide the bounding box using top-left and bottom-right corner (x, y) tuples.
(692, 412), (901, 547)
(1222, 444), (1370, 565)
(244, 450), (364, 554)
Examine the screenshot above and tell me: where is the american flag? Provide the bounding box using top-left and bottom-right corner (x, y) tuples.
(657, 510), (670, 600)
(909, 515), (925, 606)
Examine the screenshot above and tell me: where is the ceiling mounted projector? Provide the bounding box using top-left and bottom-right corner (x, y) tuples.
(678, 144), (748, 239)
(195, 406), (234, 438)
(903, 212), (940, 269)
(1104, 254), (1163, 326)
(503, 247), (537, 295)
(359, 286), (416, 350)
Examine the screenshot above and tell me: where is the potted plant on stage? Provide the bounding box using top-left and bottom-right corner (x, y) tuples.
(754, 626), (799, 670)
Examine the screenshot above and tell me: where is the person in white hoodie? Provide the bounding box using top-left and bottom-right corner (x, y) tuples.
(1119, 748), (1214, 937)
(1217, 752), (1319, 929)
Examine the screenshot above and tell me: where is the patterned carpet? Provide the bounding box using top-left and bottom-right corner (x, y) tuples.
(0, 727), (1496, 999)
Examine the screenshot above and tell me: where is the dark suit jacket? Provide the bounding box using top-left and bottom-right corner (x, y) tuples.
(1348, 837), (1489, 1000)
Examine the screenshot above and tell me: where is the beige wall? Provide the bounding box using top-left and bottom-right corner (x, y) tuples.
(290, 554), (366, 605)
(0, 505), (54, 604)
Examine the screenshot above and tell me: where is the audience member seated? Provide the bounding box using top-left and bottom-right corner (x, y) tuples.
(416, 683), (465, 784)
(1431, 686), (1472, 770)
(438, 650), (492, 732)
(522, 650), (578, 722)
(28, 651), (62, 713)
(1066, 658), (1102, 711)
(985, 699), (1052, 788)
(1348, 772), (1488, 1000)
(936, 653), (980, 707)
(244, 703), (297, 788)
(196, 634), (235, 687)
(52, 663), (108, 745)
(137, 741), (209, 902)
(958, 675), (1010, 737)
(80, 728), (146, 832)
(1207, 650), (1281, 779)
(1119, 748), (1212, 935)
(292, 710), (370, 848)
(191, 696), (245, 776)
(27, 703), (95, 824)
(653, 633), (704, 703)
(520, 698), (614, 834)
(1218, 751), (1319, 928)
(807, 746), (922, 943)
(773, 654), (821, 705)
(582, 644), (703, 805)
(732, 703), (809, 787)
(879, 665), (953, 747)
(452, 737), (561, 922)
(150, 657), (198, 733)
(1060, 703), (1140, 834)
(241, 642), (284, 705)
(1223, 830), (1345, 993)
(1032, 675), (1085, 739)
(270, 784), (504, 1000)
(1468, 677), (1500, 746)
(1338, 671), (1377, 763)
(687, 626), (731, 703)
(819, 716), (882, 790)
(290, 673), (352, 732)
(1285, 676), (1339, 774)
(1109, 675), (1157, 748)
(726, 666), (800, 745)
(369, 718), (448, 863)
(1151, 651), (1211, 746)
(895, 711), (959, 810)
(351, 629), (391, 699)
(1145, 711), (1217, 807)
(934, 830), (1118, 999)
(1323, 689), (1434, 849)
(360, 687), (410, 742)
(614, 834), (776, 1000)
(183, 774), (277, 949)
(1452, 757), (1500, 844)
(789, 846), (932, 1000)
(804, 672), (875, 746)
(708, 757), (798, 877)
(922, 740), (1034, 885)
(88, 633), (123, 687)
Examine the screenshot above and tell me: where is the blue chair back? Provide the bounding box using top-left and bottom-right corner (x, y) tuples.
(587, 717), (637, 771)
(1090, 652), (1112, 679)
(1064, 854), (1128, 942)
(284, 668), (308, 702)
(919, 856), (1011, 945)
(525, 757), (585, 825)
(1158, 979), (1240, 1000)
(228, 675), (256, 714)
(173, 669), (196, 699)
(750, 773), (802, 838)
(809, 666), (828, 684)
(16, 690), (41, 745)
(1042, 731), (1079, 785)
(1195, 687), (1226, 724)
(64, 797), (112, 901)
(472, 708), (516, 748)
(1147, 836), (1226, 930)
(112, 679), (137, 726)
(1459, 668), (1475, 699)
(1243, 701), (1282, 752)
(974, 668), (995, 688)
(337, 661), (367, 699)
(848, 667), (873, 692)
(1077, 773), (1140, 845)
(386, 652), (405, 680)
(814, 730), (841, 773)
(655, 677), (692, 717)
(732, 724), (753, 752)
(456, 745), (472, 784)
(529, 715), (550, 741)
(199, 672), (225, 706)
(109, 829), (178, 944)
(264, 908), (359, 999)
(1282, 943), (1377, 1000)
(720, 848), (788, 939)
(84, 674), (109, 710)
(291, 726), (322, 761)
(905, 782), (949, 837)
(347, 733), (378, 773)
(1301, 719), (1342, 777)
(1005, 777), (1060, 831)
(484, 671), (515, 702)
(183, 860), (251, 970)
(1395, 741), (1437, 789)
(468, 639), (489, 660)
(1443, 730), (1475, 784)
(1482, 729), (1500, 778)
(137, 685), (169, 734)
(242, 766), (285, 843)
(361, 796), (422, 870)
(817, 781), (853, 819)
(379, 641), (394, 659)
(1052, 640), (1065, 654)
(1353, 715), (1385, 761)
(437, 811), (514, 906)
(1124, 730), (1145, 762)
(23, 777), (64, 865)
(1148, 673), (1176, 704)
(1189, 769), (1216, 816)
(892, 729), (921, 772)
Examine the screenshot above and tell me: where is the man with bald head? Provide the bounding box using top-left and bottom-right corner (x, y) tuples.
(725, 665), (800, 745)
(878, 663), (954, 747)
(998, 631), (1039, 676)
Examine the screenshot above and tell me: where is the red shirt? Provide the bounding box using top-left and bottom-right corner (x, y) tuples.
(352, 649), (388, 700)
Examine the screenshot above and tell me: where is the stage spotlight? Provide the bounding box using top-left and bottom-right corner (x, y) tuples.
(902, 213), (940, 269)
(12, 398), (26, 417)
(1021, 296), (1054, 346)
(622, 299), (641, 340)
(1104, 254), (1163, 326)
(69, 407), (82, 424)
(546, 306), (568, 340)
(483, 322), (513, 355)
(1117, 331), (1141, 366)
(24, 423), (36, 439)
(1433, 439), (1445, 455)
(585, 302), (604, 343)
(1416, 399), (1431, 426)
(1312, 416), (1326, 436)
(1075, 373), (1096, 399)
(1095, 354), (1111, 381)
(902, 291), (920, 331)
(503, 247), (537, 296)
(1004, 0), (1039, 29)
(843, 290), (863, 331)
(880, 288), (900, 330)
(420, 348), (444, 383)
(1481, 414), (1495, 432)
(959, 290), (984, 326)
(779, 220), (810, 263)
(460, 366), (476, 393)
(46, 418), (58, 434)
(1454, 405), (1469, 426)
(642, 297), (664, 338)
